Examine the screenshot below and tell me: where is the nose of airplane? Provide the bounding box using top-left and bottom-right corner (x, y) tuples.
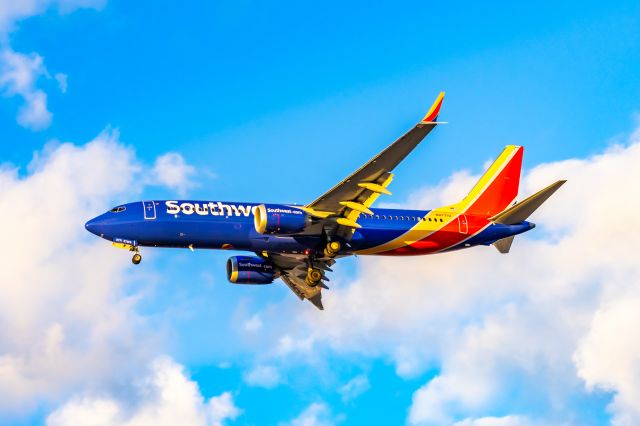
(85, 217), (100, 235)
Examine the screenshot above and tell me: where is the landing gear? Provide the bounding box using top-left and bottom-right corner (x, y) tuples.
(305, 267), (323, 287)
(324, 241), (341, 258)
(132, 252), (142, 265)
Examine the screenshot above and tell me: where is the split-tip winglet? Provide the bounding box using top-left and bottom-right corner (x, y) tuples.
(421, 91), (445, 123)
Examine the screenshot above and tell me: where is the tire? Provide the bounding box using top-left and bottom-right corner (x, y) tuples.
(132, 253), (142, 264)
(306, 268), (322, 286)
(324, 241), (341, 257)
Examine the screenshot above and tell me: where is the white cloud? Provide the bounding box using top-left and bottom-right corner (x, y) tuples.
(0, 0), (104, 33)
(252, 129), (640, 424)
(453, 416), (533, 426)
(0, 129), (197, 417)
(574, 296), (640, 425)
(0, 48), (52, 130)
(243, 365), (282, 388)
(243, 314), (263, 332)
(209, 392), (242, 426)
(0, 0), (104, 130)
(55, 72), (67, 93)
(282, 402), (337, 426)
(46, 357), (241, 426)
(0, 130), (144, 413)
(149, 152), (197, 196)
(338, 374), (370, 403)
(276, 334), (315, 357)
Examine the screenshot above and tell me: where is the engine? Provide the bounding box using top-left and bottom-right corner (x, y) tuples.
(253, 204), (311, 235)
(226, 255), (275, 285)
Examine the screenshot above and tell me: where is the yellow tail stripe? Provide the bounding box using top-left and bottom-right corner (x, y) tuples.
(355, 146), (520, 255)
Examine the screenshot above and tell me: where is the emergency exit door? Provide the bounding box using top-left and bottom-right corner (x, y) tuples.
(457, 214), (468, 234)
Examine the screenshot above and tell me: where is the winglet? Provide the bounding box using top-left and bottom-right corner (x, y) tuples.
(421, 91), (445, 123)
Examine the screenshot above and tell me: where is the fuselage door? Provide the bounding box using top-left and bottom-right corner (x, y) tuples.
(458, 214), (468, 234)
(143, 201), (156, 220)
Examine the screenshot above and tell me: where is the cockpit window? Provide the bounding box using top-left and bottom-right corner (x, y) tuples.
(110, 206), (126, 213)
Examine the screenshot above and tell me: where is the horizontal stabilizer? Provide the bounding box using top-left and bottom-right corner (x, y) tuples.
(493, 236), (515, 254)
(491, 180), (566, 225)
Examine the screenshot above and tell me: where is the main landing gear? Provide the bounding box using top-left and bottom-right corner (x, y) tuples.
(305, 239), (342, 286)
(324, 241), (341, 258)
(305, 267), (323, 287)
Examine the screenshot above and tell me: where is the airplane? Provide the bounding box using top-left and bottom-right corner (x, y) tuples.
(85, 92), (565, 310)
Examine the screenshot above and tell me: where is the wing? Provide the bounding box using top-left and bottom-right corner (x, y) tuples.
(304, 92), (445, 237)
(266, 252), (335, 310)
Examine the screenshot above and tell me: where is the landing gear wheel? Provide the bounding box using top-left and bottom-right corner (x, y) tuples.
(132, 253), (142, 265)
(324, 241), (341, 258)
(305, 267), (323, 287)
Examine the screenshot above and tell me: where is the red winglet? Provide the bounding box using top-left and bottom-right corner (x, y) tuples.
(421, 91), (445, 123)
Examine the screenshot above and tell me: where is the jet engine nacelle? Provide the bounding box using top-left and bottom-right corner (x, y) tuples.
(226, 255), (275, 285)
(253, 204), (311, 235)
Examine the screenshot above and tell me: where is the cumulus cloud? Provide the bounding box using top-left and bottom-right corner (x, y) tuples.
(282, 402), (337, 426)
(209, 391), (242, 426)
(0, 0), (104, 33)
(453, 416), (534, 426)
(0, 0), (104, 130)
(55, 72), (67, 93)
(0, 129), (196, 418)
(338, 374), (370, 403)
(0, 48), (52, 129)
(149, 152), (197, 196)
(46, 357), (241, 426)
(243, 365), (282, 388)
(0, 130), (144, 413)
(243, 314), (263, 332)
(574, 297), (640, 425)
(250, 128), (640, 424)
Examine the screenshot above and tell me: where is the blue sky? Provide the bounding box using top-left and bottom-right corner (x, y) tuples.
(2, 1), (640, 425)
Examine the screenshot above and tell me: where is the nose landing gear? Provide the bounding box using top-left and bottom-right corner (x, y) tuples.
(132, 250), (142, 265)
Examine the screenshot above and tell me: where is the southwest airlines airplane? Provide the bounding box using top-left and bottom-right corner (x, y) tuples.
(85, 93), (565, 309)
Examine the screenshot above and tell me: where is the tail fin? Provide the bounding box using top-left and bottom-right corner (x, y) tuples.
(490, 180), (566, 225)
(455, 145), (524, 217)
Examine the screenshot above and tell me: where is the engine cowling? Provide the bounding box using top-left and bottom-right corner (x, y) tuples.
(253, 204), (311, 235)
(226, 255), (275, 285)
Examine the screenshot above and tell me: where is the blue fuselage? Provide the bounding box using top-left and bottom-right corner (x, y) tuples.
(85, 200), (533, 256)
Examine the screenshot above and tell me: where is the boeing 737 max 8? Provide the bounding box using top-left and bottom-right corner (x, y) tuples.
(85, 93), (565, 309)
